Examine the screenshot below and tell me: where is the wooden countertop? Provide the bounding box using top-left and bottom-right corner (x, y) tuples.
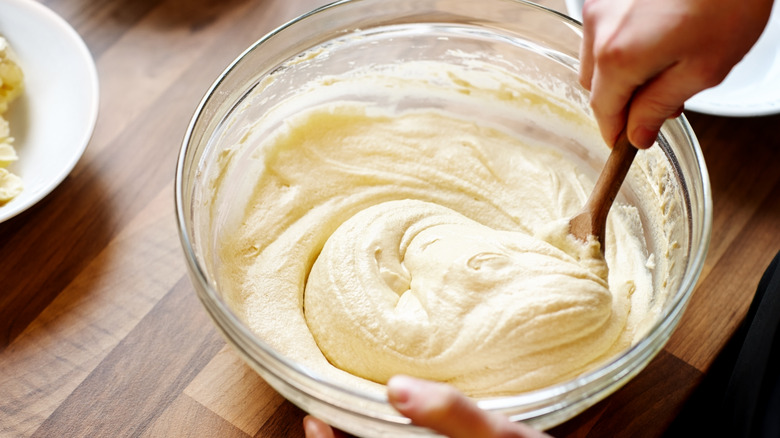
(1, 0), (779, 436)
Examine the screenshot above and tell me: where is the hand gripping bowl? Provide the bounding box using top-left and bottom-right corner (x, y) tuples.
(175, 0), (712, 435)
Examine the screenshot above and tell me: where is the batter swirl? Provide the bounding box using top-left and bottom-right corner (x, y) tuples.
(217, 101), (653, 396)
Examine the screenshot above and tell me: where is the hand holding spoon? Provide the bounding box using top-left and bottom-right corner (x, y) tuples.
(569, 131), (638, 251)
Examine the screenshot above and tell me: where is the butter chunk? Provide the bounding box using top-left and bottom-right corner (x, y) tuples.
(0, 36), (24, 113)
(0, 167), (22, 204)
(0, 35), (24, 204)
(0, 140), (18, 166)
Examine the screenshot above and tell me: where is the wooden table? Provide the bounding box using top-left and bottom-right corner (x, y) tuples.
(2, 0), (778, 436)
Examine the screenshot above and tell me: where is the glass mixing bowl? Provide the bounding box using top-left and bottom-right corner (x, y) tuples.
(175, 0), (712, 435)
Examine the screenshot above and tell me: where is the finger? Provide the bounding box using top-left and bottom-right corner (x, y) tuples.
(303, 415), (340, 438)
(388, 375), (492, 437)
(625, 63), (716, 148)
(588, 63), (632, 147)
(584, 9), (680, 147)
(578, 1), (596, 90)
(388, 376), (549, 438)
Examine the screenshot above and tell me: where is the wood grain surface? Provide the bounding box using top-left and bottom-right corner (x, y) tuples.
(1, 0), (779, 437)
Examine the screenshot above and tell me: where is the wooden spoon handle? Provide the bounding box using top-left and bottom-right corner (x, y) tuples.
(588, 130), (637, 228)
(570, 130), (637, 246)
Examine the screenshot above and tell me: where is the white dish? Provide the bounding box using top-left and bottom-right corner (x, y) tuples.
(564, 0), (780, 117)
(563, 0), (583, 22)
(686, 3), (780, 116)
(0, 0), (99, 223)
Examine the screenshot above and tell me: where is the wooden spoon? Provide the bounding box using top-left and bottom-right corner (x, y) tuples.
(569, 130), (637, 251)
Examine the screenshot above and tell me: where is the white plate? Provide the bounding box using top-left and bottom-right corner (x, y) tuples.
(0, 0), (99, 223)
(563, 0), (584, 22)
(564, 0), (780, 117)
(686, 3), (780, 116)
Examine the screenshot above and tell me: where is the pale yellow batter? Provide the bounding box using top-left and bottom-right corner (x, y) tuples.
(215, 85), (661, 396)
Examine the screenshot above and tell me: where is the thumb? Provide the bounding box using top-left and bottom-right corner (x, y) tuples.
(387, 375), (549, 438)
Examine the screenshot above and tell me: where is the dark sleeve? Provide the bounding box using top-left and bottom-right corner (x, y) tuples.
(720, 250), (780, 438)
(665, 251), (780, 438)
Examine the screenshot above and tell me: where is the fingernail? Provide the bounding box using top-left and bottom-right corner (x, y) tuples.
(631, 125), (658, 149)
(387, 375), (418, 409)
(302, 416), (317, 435)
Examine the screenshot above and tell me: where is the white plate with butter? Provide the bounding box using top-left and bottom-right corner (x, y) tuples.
(564, 0), (780, 117)
(0, 0), (99, 223)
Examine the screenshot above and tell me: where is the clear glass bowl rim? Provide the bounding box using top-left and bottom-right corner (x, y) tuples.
(174, 0), (713, 429)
